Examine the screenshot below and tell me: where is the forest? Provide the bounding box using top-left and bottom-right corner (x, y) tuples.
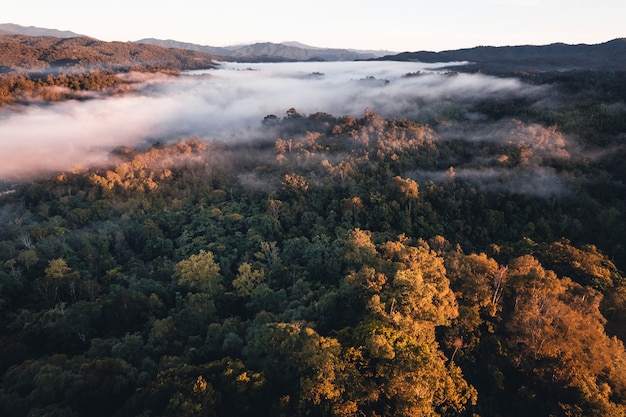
(0, 64), (625, 417)
(0, 33), (218, 105)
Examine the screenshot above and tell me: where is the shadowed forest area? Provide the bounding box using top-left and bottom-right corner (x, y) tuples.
(0, 59), (625, 417)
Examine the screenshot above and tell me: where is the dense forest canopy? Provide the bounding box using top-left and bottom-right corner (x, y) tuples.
(0, 39), (625, 417)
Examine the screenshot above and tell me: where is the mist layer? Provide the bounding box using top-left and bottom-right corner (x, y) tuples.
(0, 61), (541, 180)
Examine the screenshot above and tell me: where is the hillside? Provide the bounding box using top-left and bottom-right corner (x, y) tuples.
(379, 38), (626, 72)
(134, 37), (235, 56)
(0, 34), (218, 104)
(228, 42), (375, 61)
(9, 23), (623, 69)
(136, 38), (377, 61)
(0, 101), (625, 416)
(1, 24), (625, 417)
(0, 34), (217, 74)
(282, 41), (395, 58)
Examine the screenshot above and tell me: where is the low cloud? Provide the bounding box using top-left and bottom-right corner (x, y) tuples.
(437, 118), (574, 162)
(413, 117), (580, 197)
(0, 94), (178, 179)
(0, 60), (544, 180)
(409, 166), (572, 198)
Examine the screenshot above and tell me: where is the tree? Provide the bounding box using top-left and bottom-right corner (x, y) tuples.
(254, 242), (281, 272)
(506, 255), (626, 416)
(174, 292), (218, 337)
(232, 262), (266, 297)
(342, 229), (378, 268)
(341, 196), (364, 225)
(37, 258), (81, 305)
(388, 176), (419, 212)
(538, 239), (621, 291)
(262, 114), (279, 127)
(77, 357), (138, 417)
(16, 248), (39, 271)
(285, 108), (301, 119)
(243, 322), (358, 416)
(130, 358), (265, 417)
(338, 232), (476, 416)
(446, 251), (507, 317)
(174, 250), (223, 295)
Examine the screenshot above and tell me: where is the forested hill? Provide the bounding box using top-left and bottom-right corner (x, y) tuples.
(0, 34), (217, 104)
(135, 39), (378, 62)
(221, 41), (376, 61)
(1, 27), (626, 417)
(379, 38), (626, 72)
(0, 34), (217, 74)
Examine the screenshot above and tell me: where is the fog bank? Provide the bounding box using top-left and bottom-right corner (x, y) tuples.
(0, 61), (543, 180)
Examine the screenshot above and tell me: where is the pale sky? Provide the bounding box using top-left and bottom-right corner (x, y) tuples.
(3, 0), (625, 52)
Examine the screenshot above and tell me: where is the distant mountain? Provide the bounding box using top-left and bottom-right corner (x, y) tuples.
(377, 39), (626, 72)
(0, 34), (216, 74)
(134, 38), (235, 56)
(280, 41), (325, 50)
(229, 42), (375, 61)
(0, 23), (85, 38)
(135, 39), (378, 61)
(281, 41), (395, 58)
(4, 23), (623, 70)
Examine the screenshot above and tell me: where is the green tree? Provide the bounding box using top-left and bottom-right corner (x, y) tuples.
(174, 250), (223, 295)
(37, 258), (81, 305)
(244, 322), (358, 416)
(232, 262), (266, 297)
(339, 232), (476, 416)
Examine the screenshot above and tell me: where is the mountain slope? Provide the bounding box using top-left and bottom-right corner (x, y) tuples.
(0, 23), (85, 38)
(378, 39), (626, 72)
(134, 38), (234, 56)
(281, 41), (396, 58)
(229, 42), (374, 61)
(0, 34), (217, 73)
(135, 38), (376, 61)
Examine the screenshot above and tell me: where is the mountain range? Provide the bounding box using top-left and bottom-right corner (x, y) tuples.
(378, 39), (626, 72)
(0, 23), (389, 62)
(1, 23), (625, 72)
(0, 34), (217, 74)
(0, 23), (85, 38)
(133, 38), (392, 61)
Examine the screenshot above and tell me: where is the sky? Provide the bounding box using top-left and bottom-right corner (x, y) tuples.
(3, 0), (625, 52)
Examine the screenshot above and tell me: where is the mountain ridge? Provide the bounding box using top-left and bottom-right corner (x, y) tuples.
(133, 38), (235, 56)
(377, 38), (626, 72)
(2, 23), (625, 70)
(134, 38), (381, 61)
(0, 23), (85, 38)
(0, 34), (217, 74)
(252, 40), (396, 58)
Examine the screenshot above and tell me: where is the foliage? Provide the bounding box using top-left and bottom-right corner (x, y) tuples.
(0, 67), (625, 417)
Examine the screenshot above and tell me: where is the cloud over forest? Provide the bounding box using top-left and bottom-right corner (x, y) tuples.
(0, 61), (546, 180)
